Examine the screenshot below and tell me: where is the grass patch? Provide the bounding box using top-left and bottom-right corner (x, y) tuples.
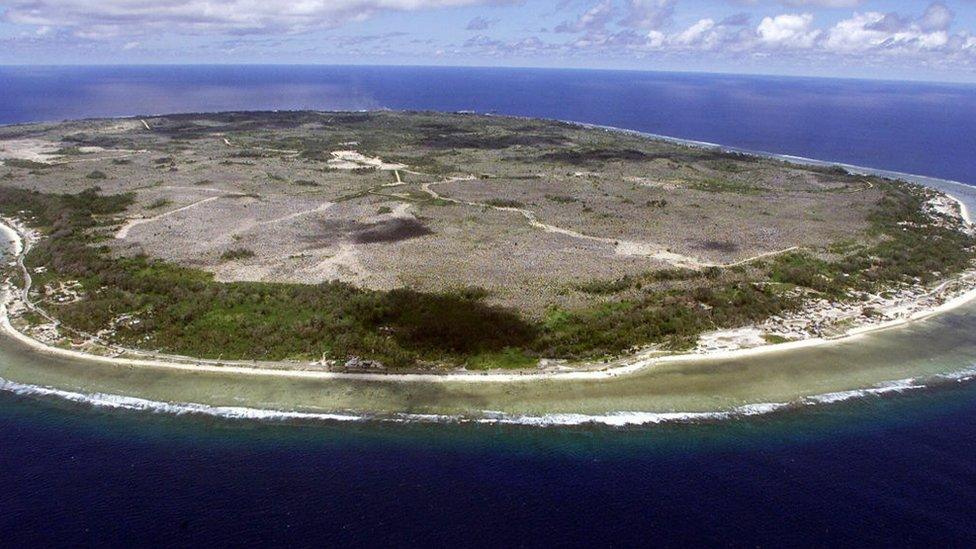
(146, 198), (171, 210)
(575, 275), (638, 295)
(692, 179), (765, 194)
(545, 194), (579, 204)
(466, 348), (537, 370)
(484, 198), (524, 208)
(4, 159), (50, 170)
(220, 248), (256, 261)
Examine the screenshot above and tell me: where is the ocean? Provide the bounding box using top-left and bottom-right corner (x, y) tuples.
(2, 65), (976, 546)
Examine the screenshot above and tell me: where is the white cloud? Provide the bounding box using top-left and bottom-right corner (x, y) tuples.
(2, 0), (515, 36)
(632, 16), (753, 52)
(824, 7), (957, 53)
(466, 16), (497, 30)
(823, 12), (886, 51)
(918, 2), (953, 33)
(673, 18), (715, 46)
(757, 13), (820, 48)
(619, 0), (675, 30)
(555, 0), (613, 33)
(645, 30), (665, 48)
(780, 0), (862, 7)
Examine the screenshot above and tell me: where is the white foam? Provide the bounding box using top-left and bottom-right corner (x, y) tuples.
(0, 377), (367, 422)
(803, 377), (924, 405)
(933, 366), (976, 383)
(2, 368), (975, 427)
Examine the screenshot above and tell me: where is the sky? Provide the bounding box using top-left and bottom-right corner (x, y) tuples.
(1, 1), (976, 82)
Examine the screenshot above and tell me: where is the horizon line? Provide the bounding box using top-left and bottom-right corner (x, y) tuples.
(1, 62), (974, 87)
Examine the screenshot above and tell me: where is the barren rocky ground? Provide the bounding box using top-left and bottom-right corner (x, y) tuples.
(0, 111), (886, 315)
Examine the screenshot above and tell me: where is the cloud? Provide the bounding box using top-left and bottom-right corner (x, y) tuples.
(555, 0), (612, 33)
(824, 5), (956, 53)
(645, 30), (665, 48)
(719, 13), (751, 27)
(672, 18), (715, 46)
(642, 14), (753, 52)
(463, 33), (553, 55)
(619, 0), (675, 30)
(1, 0), (516, 37)
(466, 16), (498, 30)
(537, 0), (973, 63)
(918, 2), (953, 33)
(757, 13), (820, 48)
(7, 0), (976, 75)
(780, 0), (862, 7)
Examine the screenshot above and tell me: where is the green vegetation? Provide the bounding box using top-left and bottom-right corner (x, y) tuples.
(2, 111), (974, 371)
(575, 275), (640, 295)
(540, 282), (794, 355)
(766, 182), (976, 295)
(146, 198), (171, 210)
(692, 179), (766, 194)
(466, 348), (537, 370)
(549, 180), (976, 356)
(220, 248), (256, 261)
(545, 194), (579, 204)
(0, 186), (534, 368)
(4, 159), (50, 170)
(86, 170), (108, 180)
(485, 198), (524, 208)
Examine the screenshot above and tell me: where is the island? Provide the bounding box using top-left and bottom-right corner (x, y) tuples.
(1, 111), (974, 377)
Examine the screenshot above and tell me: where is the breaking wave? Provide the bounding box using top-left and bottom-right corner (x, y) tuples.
(3, 365), (976, 427)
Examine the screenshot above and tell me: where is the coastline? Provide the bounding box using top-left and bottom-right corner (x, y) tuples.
(2, 113), (975, 384)
(3, 191), (976, 384)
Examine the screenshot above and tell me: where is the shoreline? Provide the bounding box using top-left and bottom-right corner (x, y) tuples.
(3, 200), (976, 384)
(2, 114), (975, 384)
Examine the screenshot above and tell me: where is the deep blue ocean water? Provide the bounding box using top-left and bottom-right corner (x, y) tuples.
(2, 65), (976, 546)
